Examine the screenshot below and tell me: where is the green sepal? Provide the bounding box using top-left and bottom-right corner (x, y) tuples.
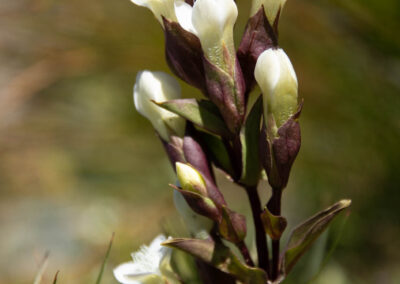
(239, 97), (263, 186)
(283, 199), (352, 274)
(219, 206), (247, 244)
(162, 238), (267, 284)
(155, 99), (232, 138)
(261, 207), (287, 240)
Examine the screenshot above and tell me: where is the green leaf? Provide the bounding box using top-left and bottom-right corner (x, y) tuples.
(52, 271), (59, 284)
(95, 232), (115, 284)
(239, 97), (263, 186)
(261, 207), (287, 240)
(283, 199), (352, 274)
(156, 99), (232, 138)
(219, 206), (247, 244)
(197, 131), (235, 178)
(163, 238), (267, 284)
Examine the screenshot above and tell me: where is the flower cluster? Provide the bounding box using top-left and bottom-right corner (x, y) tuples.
(114, 1), (351, 283)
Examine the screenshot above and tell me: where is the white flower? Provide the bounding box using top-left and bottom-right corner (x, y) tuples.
(134, 71), (186, 141)
(130, 0), (238, 71)
(191, 0), (238, 71)
(254, 48), (298, 130)
(130, 0), (177, 25)
(113, 235), (173, 284)
(250, 0), (287, 24)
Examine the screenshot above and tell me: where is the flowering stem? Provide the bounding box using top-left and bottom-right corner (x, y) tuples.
(237, 240), (255, 267)
(245, 185), (270, 274)
(269, 187), (283, 280)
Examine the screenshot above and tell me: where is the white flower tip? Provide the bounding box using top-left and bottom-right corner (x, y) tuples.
(133, 70), (185, 141)
(251, 0), (287, 23)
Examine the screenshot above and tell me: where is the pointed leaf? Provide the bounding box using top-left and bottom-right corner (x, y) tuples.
(283, 199), (352, 274)
(261, 207), (287, 240)
(95, 232), (114, 284)
(203, 57), (246, 134)
(163, 238), (267, 284)
(156, 99), (232, 138)
(237, 7), (278, 92)
(240, 97), (263, 186)
(52, 271), (59, 284)
(163, 18), (206, 92)
(219, 206), (247, 244)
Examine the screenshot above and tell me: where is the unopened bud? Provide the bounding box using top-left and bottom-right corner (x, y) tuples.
(254, 48), (298, 132)
(134, 71), (186, 141)
(250, 0), (287, 24)
(176, 162), (208, 196)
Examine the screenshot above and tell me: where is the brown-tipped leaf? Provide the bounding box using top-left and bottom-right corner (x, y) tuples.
(261, 207), (287, 240)
(163, 18), (206, 92)
(283, 199), (352, 274)
(260, 103), (303, 189)
(170, 185), (221, 222)
(156, 99), (232, 138)
(237, 7), (278, 92)
(163, 238), (267, 284)
(203, 57), (246, 134)
(219, 206), (247, 244)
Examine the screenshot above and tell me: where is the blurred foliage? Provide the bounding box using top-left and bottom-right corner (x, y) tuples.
(0, 0), (399, 283)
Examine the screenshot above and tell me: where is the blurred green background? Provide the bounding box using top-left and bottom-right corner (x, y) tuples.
(0, 0), (399, 283)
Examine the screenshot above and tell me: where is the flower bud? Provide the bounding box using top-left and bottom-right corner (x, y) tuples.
(134, 71), (186, 141)
(191, 0), (238, 72)
(254, 48), (298, 132)
(250, 0), (287, 24)
(176, 162), (208, 196)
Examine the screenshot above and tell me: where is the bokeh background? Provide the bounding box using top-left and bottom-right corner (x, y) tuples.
(0, 0), (399, 283)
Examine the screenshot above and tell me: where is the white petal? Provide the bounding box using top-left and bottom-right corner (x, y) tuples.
(148, 234), (167, 251)
(113, 262), (153, 284)
(192, 0), (237, 69)
(254, 49), (281, 95)
(254, 48), (298, 128)
(130, 0), (149, 7)
(174, 1), (196, 34)
(130, 0), (177, 26)
(133, 71), (185, 141)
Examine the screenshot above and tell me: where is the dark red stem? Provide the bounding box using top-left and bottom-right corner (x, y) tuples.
(246, 185), (270, 274)
(269, 187), (283, 280)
